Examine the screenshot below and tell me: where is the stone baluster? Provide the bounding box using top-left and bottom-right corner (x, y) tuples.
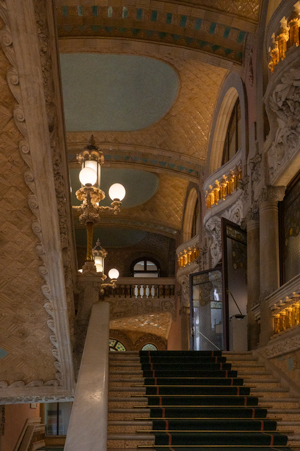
(276, 17), (289, 60)
(145, 285), (150, 298)
(151, 285), (156, 298)
(140, 285), (144, 298)
(134, 284), (139, 298)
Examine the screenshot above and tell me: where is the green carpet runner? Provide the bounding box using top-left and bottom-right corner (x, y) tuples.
(137, 350), (292, 450)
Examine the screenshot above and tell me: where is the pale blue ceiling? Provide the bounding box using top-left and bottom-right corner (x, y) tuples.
(60, 54), (179, 131)
(70, 167), (159, 208)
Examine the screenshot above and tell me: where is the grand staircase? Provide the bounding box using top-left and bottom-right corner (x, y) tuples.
(107, 351), (300, 450)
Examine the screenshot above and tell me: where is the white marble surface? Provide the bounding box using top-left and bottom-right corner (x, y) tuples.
(65, 302), (109, 451)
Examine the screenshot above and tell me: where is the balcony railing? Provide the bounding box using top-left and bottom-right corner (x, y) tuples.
(176, 235), (199, 269)
(266, 273), (300, 336)
(203, 149), (242, 211)
(268, 3), (300, 73)
(104, 277), (175, 299)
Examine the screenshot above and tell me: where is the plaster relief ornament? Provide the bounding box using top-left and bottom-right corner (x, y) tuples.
(205, 216), (222, 268)
(268, 67), (300, 179)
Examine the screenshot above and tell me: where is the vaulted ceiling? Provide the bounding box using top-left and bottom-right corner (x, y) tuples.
(0, 0), (262, 397)
(55, 0), (261, 246)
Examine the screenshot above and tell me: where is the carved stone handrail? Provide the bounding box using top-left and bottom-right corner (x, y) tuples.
(203, 148), (242, 211)
(176, 235), (199, 269)
(106, 277), (175, 299)
(266, 273), (300, 335)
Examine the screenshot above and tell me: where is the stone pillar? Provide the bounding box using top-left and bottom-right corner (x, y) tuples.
(258, 186), (285, 346)
(246, 216), (260, 349)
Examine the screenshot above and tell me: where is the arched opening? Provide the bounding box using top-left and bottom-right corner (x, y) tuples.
(182, 188), (199, 243)
(209, 87), (239, 174)
(131, 257), (160, 277)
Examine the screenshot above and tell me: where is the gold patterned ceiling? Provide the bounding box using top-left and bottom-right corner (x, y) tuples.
(56, 0), (262, 237)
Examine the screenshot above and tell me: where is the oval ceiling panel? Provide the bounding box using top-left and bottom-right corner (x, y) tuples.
(60, 54), (179, 131)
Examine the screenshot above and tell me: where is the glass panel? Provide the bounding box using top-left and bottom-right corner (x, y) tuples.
(191, 269), (223, 351)
(224, 222), (247, 351)
(45, 403), (58, 436)
(44, 402), (72, 436)
(115, 341), (126, 351)
(142, 343), (158, 351)
(146, 261), (157, 270)
(134, 261), (144, 271)
(226, 236), (247, 318)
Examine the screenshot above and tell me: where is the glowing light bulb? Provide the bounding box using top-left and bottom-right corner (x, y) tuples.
(79, 167), (97, 186)
(108, 268), (119, 279)
(109, 183), (126, 201)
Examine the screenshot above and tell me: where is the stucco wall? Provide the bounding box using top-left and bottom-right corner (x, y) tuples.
(2, 403), (41, 451)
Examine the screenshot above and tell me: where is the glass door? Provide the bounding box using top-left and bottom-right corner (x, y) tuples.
(222, 218), (247, 350)
(190, 266), (223, 351)
(190, 219), (247, 351)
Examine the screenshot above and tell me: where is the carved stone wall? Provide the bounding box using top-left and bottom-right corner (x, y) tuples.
(0, 0), (76, 401)
(265, 51), (300, 186)
(0, 12), (56, 385)
(204, 197), (244, 268)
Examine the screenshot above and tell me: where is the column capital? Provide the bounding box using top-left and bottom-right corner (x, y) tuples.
(258, 185), (285, 208)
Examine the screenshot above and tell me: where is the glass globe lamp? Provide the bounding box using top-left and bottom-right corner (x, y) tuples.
(108, 268), (119, 280)
(109, 183), (126, 201)
(79, 167), (97, 186)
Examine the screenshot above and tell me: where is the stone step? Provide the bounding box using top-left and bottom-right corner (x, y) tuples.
(110, 371), (143, 379)
(247, 379), (281, 386)
(109, 398), (148, 409)
(260, 398), (299, 407)
(108, 421), (152, 434)
(110, 363), (142, 369)
(109, 379), (144, 388)
(268, 409), (300, 421)
(107, 433), (154, 449)
(108, 408), (150, 421)
(238, 371), (273, 378)
(251, 388), (290, 398)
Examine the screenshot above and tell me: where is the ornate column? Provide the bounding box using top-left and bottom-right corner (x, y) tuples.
(258, 186), (285, 345)
(246, 207), (260, 349)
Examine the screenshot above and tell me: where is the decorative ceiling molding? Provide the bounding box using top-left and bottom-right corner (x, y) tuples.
(69, 148), (202, 182)
(0, 0), (75, 400)
(55, 0), (260, 61)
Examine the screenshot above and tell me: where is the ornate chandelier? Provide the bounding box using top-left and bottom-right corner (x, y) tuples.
(74, 136), (125, 282)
